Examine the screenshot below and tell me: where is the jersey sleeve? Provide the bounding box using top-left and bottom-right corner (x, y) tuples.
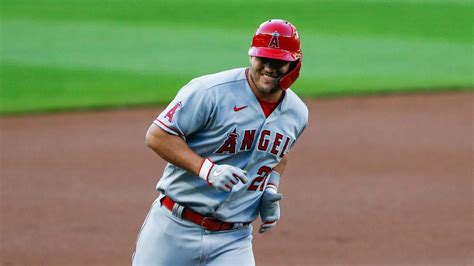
(154, 79), (215, 137)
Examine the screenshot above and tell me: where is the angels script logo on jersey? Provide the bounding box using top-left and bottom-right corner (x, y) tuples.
(164, 102), (182, 122)
(215, 128), (292, 158)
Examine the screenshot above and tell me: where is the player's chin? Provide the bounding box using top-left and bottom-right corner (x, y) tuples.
(257, 80), (279, 94)
(263, 84), (279, 94)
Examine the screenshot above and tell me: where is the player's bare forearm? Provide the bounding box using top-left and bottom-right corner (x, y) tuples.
(273, 156), (288, 176)
(145, 123), (204, 176)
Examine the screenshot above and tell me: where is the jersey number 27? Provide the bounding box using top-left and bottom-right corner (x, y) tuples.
(247, 166), (272, 191)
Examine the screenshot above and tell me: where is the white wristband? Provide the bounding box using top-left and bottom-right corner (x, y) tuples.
(198, 158), (214, 182)
(265, 186), (278, 194)
(265, 171), (280, 194)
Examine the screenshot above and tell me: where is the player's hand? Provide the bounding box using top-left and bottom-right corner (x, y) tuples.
(198, 158), (248, 192)
(259, 189), (282, 233)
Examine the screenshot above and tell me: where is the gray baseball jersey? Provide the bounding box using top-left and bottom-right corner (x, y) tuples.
(153, 67), (308, 223)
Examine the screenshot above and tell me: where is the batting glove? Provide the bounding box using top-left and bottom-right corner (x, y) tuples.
(259, 171), (282, 233)
(199, 158), (248, 192)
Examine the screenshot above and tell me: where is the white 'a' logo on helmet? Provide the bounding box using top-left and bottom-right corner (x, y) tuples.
(268, 31), (280, 48)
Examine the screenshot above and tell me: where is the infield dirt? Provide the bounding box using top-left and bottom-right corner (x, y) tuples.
(1, 92), (472, 265)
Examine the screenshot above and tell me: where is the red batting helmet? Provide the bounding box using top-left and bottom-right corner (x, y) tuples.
(248, 19), (302, 90)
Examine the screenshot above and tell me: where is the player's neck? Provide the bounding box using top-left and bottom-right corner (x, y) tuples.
(256, 89), (284, 104)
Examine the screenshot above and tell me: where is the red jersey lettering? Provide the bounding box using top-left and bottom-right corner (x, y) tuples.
(270, 133), (283, 155)
(240, 130), (256, 151)
(216, 129), (239, 154)
(165, 102), (182, 122)
(258, 130), (271, 151)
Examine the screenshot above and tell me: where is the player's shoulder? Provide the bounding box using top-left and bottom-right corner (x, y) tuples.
(174, 68), (246, 102)
(191, 68), (247, 91)
(284, 89), (309, 118)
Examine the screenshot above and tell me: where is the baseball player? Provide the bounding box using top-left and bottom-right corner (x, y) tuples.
(132, 19), (308, 266)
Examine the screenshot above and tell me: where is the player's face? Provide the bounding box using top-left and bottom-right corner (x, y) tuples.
(249, 56), (291, 95)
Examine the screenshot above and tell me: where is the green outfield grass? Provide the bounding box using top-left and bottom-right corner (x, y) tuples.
(1, 0), (473, 114)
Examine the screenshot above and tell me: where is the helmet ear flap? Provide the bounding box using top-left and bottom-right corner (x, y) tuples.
(279, 59), (302, 90)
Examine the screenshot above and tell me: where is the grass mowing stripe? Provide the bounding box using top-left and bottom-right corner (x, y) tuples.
(303, 33), (473, 85)
(2, 18), (472, 85)
(2, 62), (470, 115)
(2, 0), (472, 42)
(1, 18), (249, 75)
(1, 61), (472, 115)
(0, 63), (187, 114)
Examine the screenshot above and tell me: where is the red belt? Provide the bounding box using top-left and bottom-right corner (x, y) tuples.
(162, 196), (249, 231)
